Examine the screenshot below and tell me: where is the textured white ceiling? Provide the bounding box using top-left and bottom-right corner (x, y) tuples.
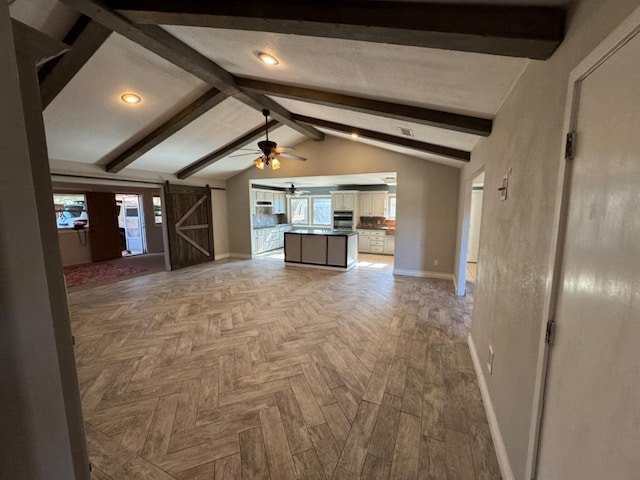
(132, 97), (264, 173)
(43, 33), (209, 166)
(10, 0), (78, 40)
(12, 1), (563, 181)
(270, 96), (480, 151)
(164, 26), (528, 117)
(194, 125), (308, 180)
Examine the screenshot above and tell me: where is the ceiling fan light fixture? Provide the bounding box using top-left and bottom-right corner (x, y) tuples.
(257, 52), (279, 65)
(254, 157), (265, 170)
(271, 158), (281, 170)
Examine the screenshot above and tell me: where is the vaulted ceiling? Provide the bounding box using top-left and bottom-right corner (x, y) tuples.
(10, 0), (569, 181)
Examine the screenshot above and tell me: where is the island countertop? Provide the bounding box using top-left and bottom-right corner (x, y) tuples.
(289, 229), (357, 236)
(285, 231), (358, 269)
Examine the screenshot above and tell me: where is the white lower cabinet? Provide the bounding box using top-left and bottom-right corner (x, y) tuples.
(254, 225), (291, 254)
(357, 229), (391, 254)
(384, 235), (395, 254)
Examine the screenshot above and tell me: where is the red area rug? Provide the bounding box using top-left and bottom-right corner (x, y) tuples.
(64, 262), (147, 287)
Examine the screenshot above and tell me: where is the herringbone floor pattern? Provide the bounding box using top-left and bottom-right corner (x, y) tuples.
(68, 257), (500, 479)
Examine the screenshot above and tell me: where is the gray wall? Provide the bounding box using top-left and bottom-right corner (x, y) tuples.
(0, 7), (88, 478)
(455, 1), (640, 477)
(212, 188), (230, 258)
(228, 135), (460, 275)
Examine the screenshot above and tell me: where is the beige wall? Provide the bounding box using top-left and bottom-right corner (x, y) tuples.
(227, 135), (460, 275)
(455, 1), (640, 477)
(212, 188), (230, 259)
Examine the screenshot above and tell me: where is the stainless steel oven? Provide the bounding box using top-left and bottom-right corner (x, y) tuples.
(333, 210), (354, 231)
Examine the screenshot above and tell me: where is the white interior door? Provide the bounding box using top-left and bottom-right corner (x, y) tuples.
(123, 195), (145, 254)
(537, 32), (640, 479)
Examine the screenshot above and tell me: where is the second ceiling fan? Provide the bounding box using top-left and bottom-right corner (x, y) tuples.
(231, 109), (307, 170)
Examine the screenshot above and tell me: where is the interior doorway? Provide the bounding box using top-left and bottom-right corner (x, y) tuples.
(466, 173), (484, 283)
(456, 168), (485, 295)
(116, 194), (146, 256)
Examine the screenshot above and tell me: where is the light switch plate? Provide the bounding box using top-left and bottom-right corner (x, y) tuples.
(499, 173), (509, 201)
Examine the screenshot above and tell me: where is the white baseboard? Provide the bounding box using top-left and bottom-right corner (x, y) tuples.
(468, 334), (515, 480)
(393, 269), (455, 283)
(214, 253), (231, 261)
(453, 274), (459, 292)
(229, 253), (252, 259)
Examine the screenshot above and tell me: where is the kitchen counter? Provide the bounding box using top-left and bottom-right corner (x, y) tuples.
(253, 223), (292, 229)
(285, 231), (358, 270)
(291, 229), (357, 236)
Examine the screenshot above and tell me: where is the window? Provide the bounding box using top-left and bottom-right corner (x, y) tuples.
(53, 193), (88, 229)
(290, 197), (308, 224)
(312, 197), (331, 225)
(387, 194), (396, 219)
(153, 195), (162, 224)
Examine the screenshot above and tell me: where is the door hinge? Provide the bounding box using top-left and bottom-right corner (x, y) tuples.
(545, 319), (556, 345)
(565, 132), (577, 160)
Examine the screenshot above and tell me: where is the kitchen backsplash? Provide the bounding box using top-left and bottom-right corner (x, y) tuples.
(359, 216), (386, 227)
(253, 212), (288, 227)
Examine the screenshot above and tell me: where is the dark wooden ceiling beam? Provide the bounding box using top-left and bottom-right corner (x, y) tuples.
(106, 88), (227, 173)
(12, 19), (69, 67)
(177, 119), (281, 179)
(293, 114), (470, 162)
(106, 0), (565, 59)
(39, 16), (111, 109)
(236, 78), (492, 137)
(59, 0), (323, 140)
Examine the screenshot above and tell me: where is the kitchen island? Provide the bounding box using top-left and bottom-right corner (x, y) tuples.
(284, 230), (358, 270)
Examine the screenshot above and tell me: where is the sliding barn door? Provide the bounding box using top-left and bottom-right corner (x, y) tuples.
(86, 191), (121, 262)
(164, 184), (214, 270)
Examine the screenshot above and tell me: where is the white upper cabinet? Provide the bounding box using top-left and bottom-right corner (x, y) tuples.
(331, 191), (357, 212)
(359, 192), (387, 217)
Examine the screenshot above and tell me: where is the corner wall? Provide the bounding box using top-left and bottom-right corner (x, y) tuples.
(227, 136), (460, 276)
(455, 1), (640, 477)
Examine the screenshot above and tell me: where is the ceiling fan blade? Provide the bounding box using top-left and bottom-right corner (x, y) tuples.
(276, 153), (307, 161)
(274, 146), (295, 153)
(229, 151), (259, 158)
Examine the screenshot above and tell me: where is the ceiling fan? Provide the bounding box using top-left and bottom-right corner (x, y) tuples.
(231, 109), (307, 170)
(286, 183), (310, 196)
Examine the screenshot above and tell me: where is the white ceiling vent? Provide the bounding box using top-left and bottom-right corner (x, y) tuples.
(398, 127), (414, 137)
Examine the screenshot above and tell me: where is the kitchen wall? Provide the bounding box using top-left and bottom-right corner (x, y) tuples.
(227, 136), (460, 276)
(454, 1), (640, 478)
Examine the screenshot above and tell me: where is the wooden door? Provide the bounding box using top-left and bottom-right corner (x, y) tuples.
(86, 191), (121, 262)
(537, 32), (640, 479)
(164, 184), (214, 270)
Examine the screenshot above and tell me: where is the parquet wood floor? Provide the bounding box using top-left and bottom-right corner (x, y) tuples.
(68, 257), (500, 479)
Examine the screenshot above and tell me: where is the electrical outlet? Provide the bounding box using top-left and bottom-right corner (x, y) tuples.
(434, 259), (439, 266)
(487, 345), (494, 374)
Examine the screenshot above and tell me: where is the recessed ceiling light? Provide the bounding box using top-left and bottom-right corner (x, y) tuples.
(257, 52), (279, 65)
(351, 132), (359, 138)
(121, 93), (141, 104)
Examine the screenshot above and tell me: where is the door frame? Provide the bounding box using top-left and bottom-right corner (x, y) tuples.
(526, 8), (640, 478)
(456, 166), (484, 296)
